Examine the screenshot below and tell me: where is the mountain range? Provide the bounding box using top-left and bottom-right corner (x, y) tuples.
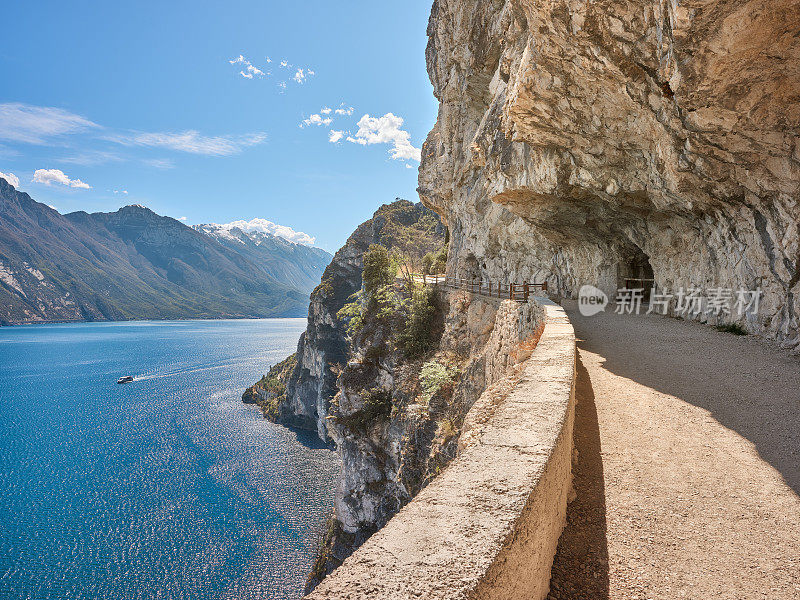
(0, 177), (331, 324)
(193, 223), (331, 294)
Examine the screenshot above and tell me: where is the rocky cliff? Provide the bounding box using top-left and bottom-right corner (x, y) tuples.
(303, 286), (545, 592)
(419, 0), (800, 349)
(244, 199), (446, 439)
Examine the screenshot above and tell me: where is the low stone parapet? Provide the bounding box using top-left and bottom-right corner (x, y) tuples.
(306, 298), (576, 600)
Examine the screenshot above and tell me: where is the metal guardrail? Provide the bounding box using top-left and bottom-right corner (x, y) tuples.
(411, 274), (548, 302)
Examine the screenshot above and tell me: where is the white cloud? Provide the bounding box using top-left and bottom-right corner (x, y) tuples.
(0, 171), (20, 188)
(329, 130), (344, 143)
(291, 68), (315, 84)
(58, 150), (122, 166)
(231, 56), (312, 87)
(346, 113), (421, 161)
(143, 158), (175, 169)
(301, 103), (353, 129)
(229, 55), (265, 79)
(301, 113), (333, 128)
(209, 218), (317, 246)
(179, 216), (188, 221)
(113, 190), (129, 195)
(111, 130), (267, 156)
(32, 168), (91, 189)
(246, 65), (265, 77)
(0, 103), (98, 144)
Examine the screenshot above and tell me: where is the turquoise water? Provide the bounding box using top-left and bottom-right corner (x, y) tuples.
(0, 319), (339, 600)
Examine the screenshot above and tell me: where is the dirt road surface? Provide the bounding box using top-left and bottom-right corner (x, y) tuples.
(547, 303), (800, 600)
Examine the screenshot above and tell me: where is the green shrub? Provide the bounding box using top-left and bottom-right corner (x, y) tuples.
(422, 245), (448, 275)
(716, 322), (748, 336)
(337, 284), (405, 339)
(337, 245), (405, 339)
(389, 249), (405, 279)
(336, 291), (365, 337)
(372, 285), (405, 322)
(436, 417), (457, 440)
(418, 359), (458, 406)
(337, 388), (394, 432)
(398, 286), (438, 358)
(362, 244), (393, 295)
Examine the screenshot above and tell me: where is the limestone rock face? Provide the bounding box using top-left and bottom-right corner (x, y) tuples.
(419, 0), (800, 347)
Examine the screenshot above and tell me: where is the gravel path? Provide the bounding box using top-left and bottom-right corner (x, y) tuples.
(547, 303), (800, 600)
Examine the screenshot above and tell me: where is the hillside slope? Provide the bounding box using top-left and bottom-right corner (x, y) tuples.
(194, 223), (331, 295)
(0, 178), (318, 324)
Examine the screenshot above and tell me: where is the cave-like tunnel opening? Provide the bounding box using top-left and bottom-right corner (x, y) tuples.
(462, 253), (481, 280)
(619, 246), (655, 301)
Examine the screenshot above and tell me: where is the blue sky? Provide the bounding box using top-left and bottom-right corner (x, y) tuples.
(0, 0), (438, 252)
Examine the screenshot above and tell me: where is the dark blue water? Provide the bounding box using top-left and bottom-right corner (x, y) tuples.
(0, 319), (339, 600)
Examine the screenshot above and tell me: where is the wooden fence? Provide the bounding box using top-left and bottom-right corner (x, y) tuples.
(413, 274), (548, 302)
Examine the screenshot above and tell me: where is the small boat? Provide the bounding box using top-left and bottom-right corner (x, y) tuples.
(117, 376), (134, 384)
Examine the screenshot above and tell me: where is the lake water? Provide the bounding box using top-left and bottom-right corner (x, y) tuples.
(0, 318), (340, 600)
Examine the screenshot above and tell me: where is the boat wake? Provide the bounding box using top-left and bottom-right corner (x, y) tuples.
(134, 361), (236, 382)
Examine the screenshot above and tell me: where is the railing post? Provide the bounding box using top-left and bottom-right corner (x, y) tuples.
(524, 283), (529, 302)
(509, 283), (514, 300)
(543, 281), (548, 293)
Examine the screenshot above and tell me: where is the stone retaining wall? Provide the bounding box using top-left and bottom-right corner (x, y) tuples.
(306, 299), (576, 600)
